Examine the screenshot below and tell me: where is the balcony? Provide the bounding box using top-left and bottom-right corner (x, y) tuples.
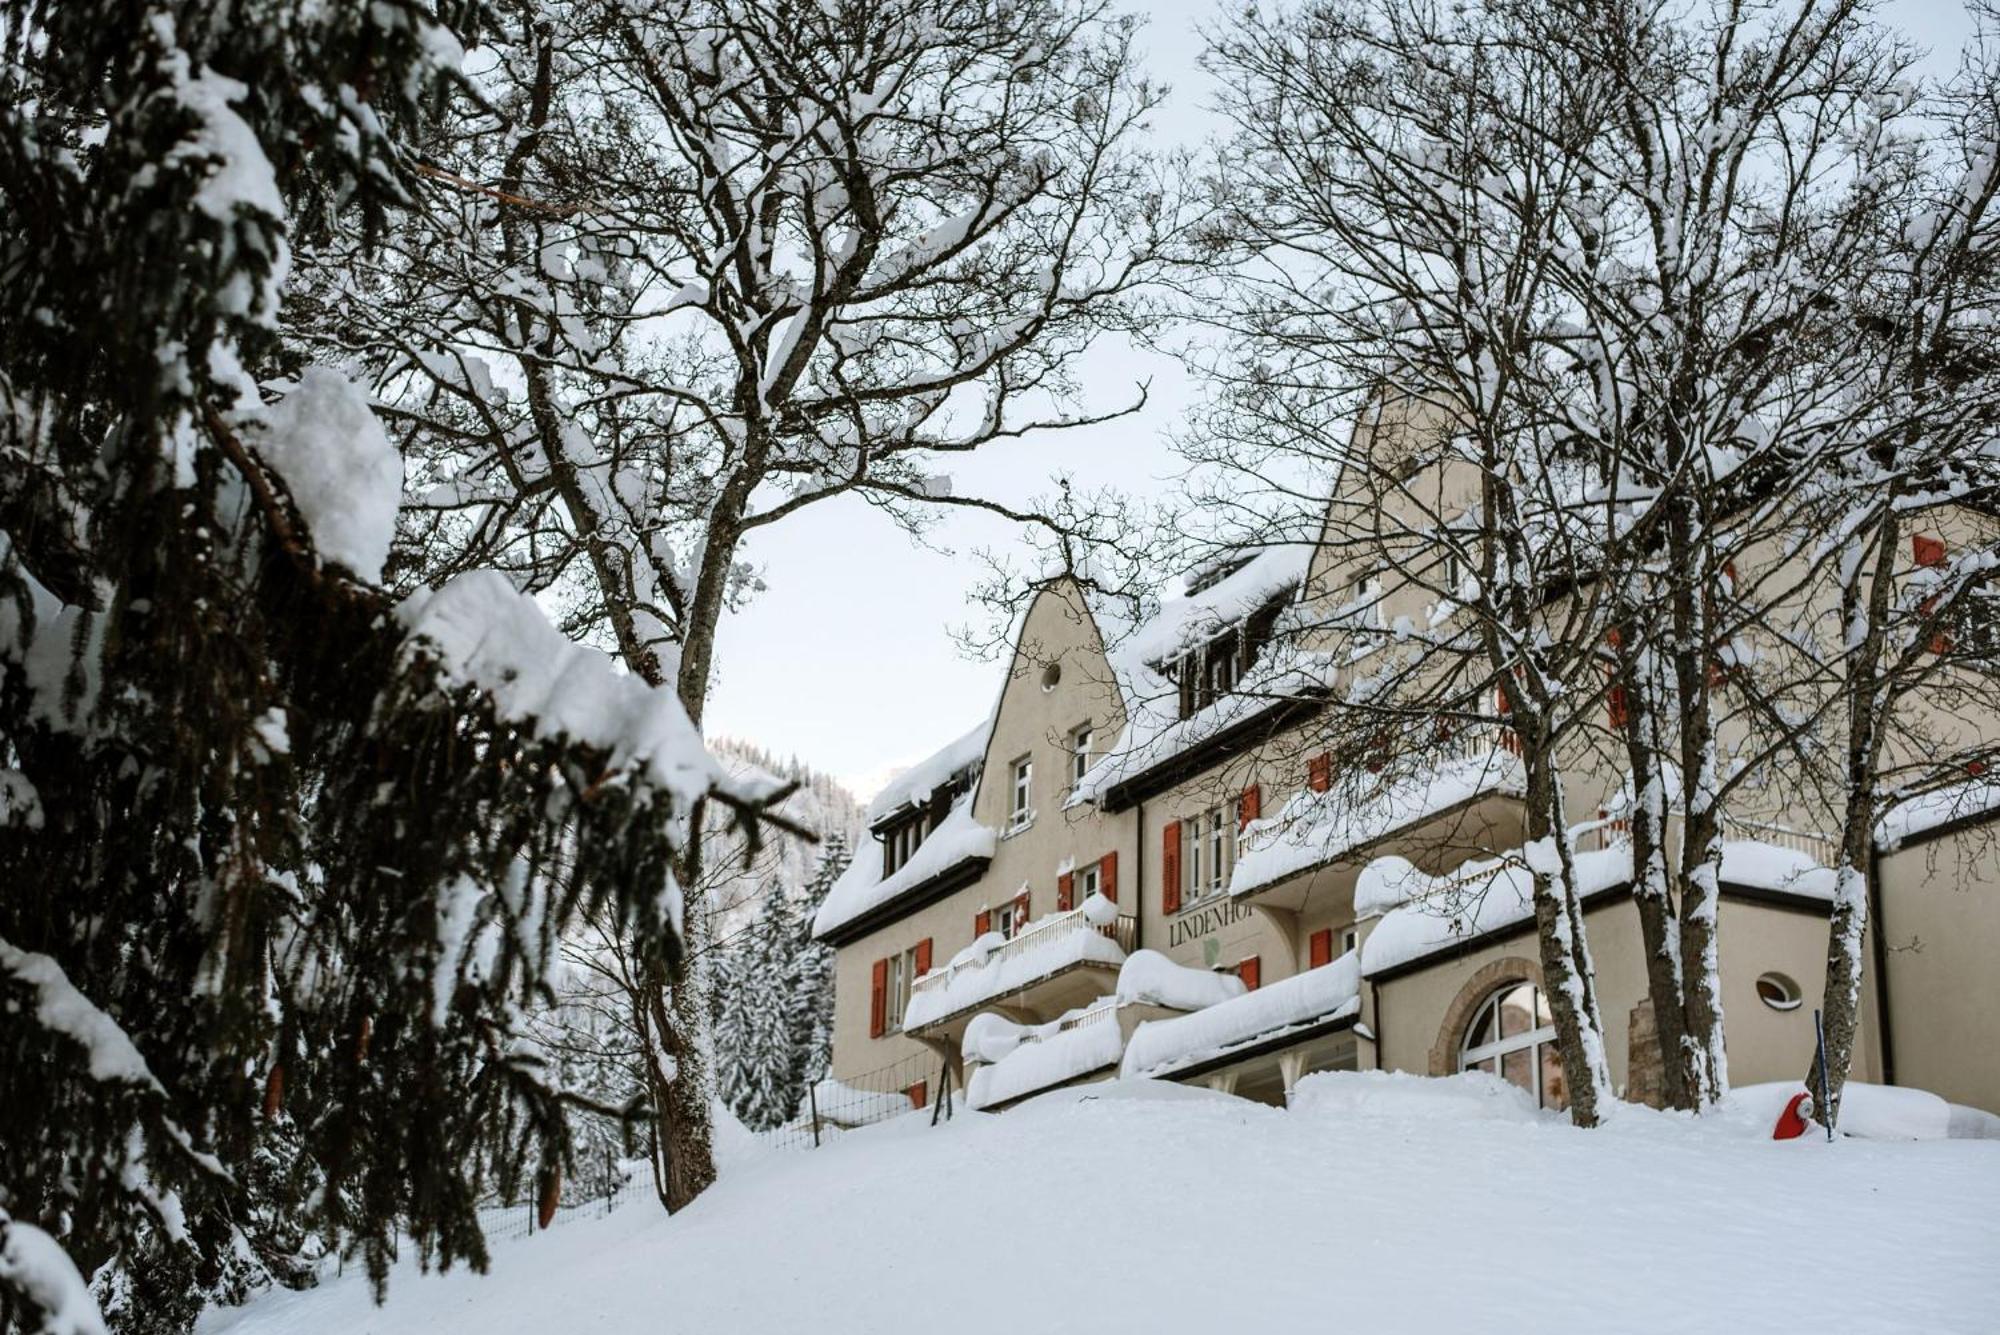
(965, 999), (1137, 1111)
(1228, 732), (1527, 913)
(903, 904), (1138, 1043)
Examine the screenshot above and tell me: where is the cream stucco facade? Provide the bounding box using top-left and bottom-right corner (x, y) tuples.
(808, 405), (1999, 1128)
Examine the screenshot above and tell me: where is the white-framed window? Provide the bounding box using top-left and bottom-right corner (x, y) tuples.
(1458, 982), (1567, 1111)
(885, 946), (920, 1033)
(883, 817), (924, 875)
(1076, 861), (1101, 902)
(994, 901), (1022, 939)
(1009, 756), (1034, 828)
(1183, 803), (1235, 903)
(1340, 926), (1359, 956)
(1070, 723), (1094, 786)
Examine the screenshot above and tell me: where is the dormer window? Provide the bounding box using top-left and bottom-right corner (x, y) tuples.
(1166, 593), (1288, 720)
(881, 811), (926, 877)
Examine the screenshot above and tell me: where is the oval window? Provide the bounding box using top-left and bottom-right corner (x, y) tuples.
(1040, 662), (1062, 692)
(1756, 972), (1802, 1012)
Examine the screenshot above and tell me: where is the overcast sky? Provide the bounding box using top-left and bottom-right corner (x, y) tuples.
(702, 0), (1979, 803)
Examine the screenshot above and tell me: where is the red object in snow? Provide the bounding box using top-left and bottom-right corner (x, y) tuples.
(1773, 1090), (1816, 1140)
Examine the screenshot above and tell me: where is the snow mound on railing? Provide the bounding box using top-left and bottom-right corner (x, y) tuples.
(966, 1005), (1126, 1111)
(1115, 949), (1245, 1011)
(1360, 847), (1631, 978)
(901, 909), (1125, 1031)
(1231, 750), (1525, 899)
(1122, 953), (1359, 1079)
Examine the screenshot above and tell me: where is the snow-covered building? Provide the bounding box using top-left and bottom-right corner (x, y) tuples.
(815, 396), (2000, 1120)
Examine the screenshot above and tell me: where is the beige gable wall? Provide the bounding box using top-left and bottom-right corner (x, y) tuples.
(971, 578), (1137, 936)
(827, 578), (1135, 1084)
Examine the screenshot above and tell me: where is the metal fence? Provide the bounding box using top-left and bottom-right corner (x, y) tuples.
(476, 1162), (654, 1245)
(761, 1050), (964, 1153)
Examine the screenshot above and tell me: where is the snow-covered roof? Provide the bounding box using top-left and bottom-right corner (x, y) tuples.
(1066, 543), (1319, 808)
(1358, 839), (1835, 978)
(1876, 778), (2000, 851)
(1070, 647), (1336, 807)
(1121, 951), (1360, 1079)
(1118, 542), (1315, 669)
(866, 715), (992, 826)
(811, 799), (996, 940)
(1230, 749), (1526, 899)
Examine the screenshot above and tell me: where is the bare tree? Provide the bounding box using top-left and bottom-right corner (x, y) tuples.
(1197, 0), (1634, 1124)
(290, 0), (1195, 1204)
(1779, 11), (2000, 1124)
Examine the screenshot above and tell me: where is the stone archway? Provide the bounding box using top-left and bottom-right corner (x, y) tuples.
(1427, 955), (1543, 1077)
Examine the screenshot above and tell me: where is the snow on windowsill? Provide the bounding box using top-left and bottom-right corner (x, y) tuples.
(811, 800), (997, 940)
(1121, 952), (1360, 1080)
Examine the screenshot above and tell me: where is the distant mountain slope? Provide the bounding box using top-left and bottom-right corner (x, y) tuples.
(707, 737), (866, 937)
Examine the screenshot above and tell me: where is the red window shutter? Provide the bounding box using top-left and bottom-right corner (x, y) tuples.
(1057, 871), (1075, 912)
(1162, 821), (1182, 915)
(1238, 784), (1261, 829)
(1014, 888), (1030, 926)
(1913, 534), (1947, 568)
(869, 958), (888, 1039)
(974, 909), (991, 937)
(1307, 751), (1331, 793)
(1606, 684), (1629, 729)
(914, 938), (932, 977)
(1605, 626), (1622, 650)
(1237, 956), (1261, 991)
(1099, 851), (1118, 904)
(1309, 928), (1333, 969)
(906, 1081), (928, 1109)
(1495, 681), (1510, 715)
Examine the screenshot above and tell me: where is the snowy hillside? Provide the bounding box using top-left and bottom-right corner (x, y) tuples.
(707, 738), (866, 937)
(197, 1075), (1999, 1335)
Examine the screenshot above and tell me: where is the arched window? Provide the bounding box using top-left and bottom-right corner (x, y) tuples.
(1458, 981), (1568, 1111)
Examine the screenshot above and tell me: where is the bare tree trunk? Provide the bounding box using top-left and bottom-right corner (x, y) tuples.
(1524, 746), (1612, 1127)
(1614, 623), (1694, 1110)
(1815, 524), (1898, 1127)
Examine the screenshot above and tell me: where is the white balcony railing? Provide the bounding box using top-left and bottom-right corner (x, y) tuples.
(1719, 814), (1839, 864)
(905, 904), (1136, 1028)
(1015, 996), (1123, 1048)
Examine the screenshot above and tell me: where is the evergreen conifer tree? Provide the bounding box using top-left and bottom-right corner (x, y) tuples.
(0, 6), (780, 1329)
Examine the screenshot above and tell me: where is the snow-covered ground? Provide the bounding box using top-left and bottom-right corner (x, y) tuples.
(198, 1074), (2000, 1335)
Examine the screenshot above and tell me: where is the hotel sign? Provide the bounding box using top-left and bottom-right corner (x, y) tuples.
(1167, 899), (1250, 950)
